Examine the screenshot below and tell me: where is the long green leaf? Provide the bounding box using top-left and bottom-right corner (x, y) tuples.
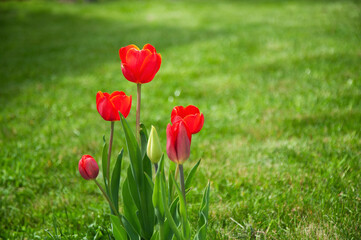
(144, 172), (154, 190)
(101, 136), (114, 214)
(122, 169), (141, 235)
(110, 215), (127, 240)
(162, 197), (180, 240)
(185, 159), (201, 190)
(111, 149), (123, 213)
(120, 115), (143, 187)
(140, 123), (149, 159)
(153, 155), (165, 223)
(168, 160), (176, 203)
(171, 173), (191, 239)
(143, 153), (155, 234)
(121, 215), (141, 240)
(159, 158), (184, 240)
(101, 136), (108, 188)
(194, 182), (211, 240)
(120, 116), (154, 239)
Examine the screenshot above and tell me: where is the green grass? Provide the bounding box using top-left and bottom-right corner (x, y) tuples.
(1, 0), (360, 239)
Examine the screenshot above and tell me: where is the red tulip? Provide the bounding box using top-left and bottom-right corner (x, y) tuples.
(119, 44), (162, 84)
(166, 120), (192, 164)
(78, 155), (99, 180)
(96, 91), (132, 121)
(171, 105), (204, 134)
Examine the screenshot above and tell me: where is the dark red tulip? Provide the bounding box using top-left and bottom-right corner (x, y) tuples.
(171, 105), (204, 134)
(96, 91), (132, 121)
(119, 44), (162, 84)
(78, 155), (99, 180)
(166, 120), (192, 164)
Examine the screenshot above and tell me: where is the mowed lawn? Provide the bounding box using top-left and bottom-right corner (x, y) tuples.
(1, 0), (360, 239)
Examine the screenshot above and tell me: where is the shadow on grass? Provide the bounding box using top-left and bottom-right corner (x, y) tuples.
(0, 4), (226, 100)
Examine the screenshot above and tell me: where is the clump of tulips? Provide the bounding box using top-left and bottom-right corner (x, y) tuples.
(78, 44), (210, 240)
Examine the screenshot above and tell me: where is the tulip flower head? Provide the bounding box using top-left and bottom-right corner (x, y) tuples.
(147, 126), (162, 164)
(119, 44), (162, 84)
(78, 155), (99, 180)
(96, 91), (132, 121)
(166, 120), (192, 164)
(171, 105), (204, 134)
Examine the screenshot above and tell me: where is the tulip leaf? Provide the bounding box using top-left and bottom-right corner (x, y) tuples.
(140, 123), (149, 159)
(101, 135), (108, 188)
(153, 155), (165, 222)
(111, 149), (123, 213)
(110, 215), (127, 240)
(122, 168), (141, 235)
(142, 153), (155, 237)
(156, 157), (184, 240)
(162, 196), (180, 240)
(185, 159), (201, 190)
(169, 196), (180, 226)
(121, 215), (141, 240)
(101, 136), (114, 214)
(171, 172), (191, 239)
(144, 172), (154, 190)
(120, 115), (143, 188)
(194, 182), (211, 240)
(120, 116), (154, 239)
(150, 230), (159, 240)
(168, 161), (176, 201)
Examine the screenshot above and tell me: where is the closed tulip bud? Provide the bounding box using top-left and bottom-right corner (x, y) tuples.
(147, 126), (162, 164)
(78, 155), (99, 180)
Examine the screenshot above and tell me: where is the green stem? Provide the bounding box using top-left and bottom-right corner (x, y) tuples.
(136, 83), (141, 143)
(94, 179), (120, 218)
(107, 121), (114, 183)
(179, 164), (186, 205)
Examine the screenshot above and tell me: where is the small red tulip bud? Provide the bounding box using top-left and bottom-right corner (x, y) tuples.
(78, 155), (99, 180)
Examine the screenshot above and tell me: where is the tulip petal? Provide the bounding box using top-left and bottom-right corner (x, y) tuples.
(79, 160), (90, 180)
(139, 53), (162, 84)
(183, 105), (201, 116)
(171, 106), (185, 123)
(166, 124), (178, 163)
(171, 105), (204, 134)
(96, 94), (120, 121)
(84, 156), (99, 179)
(143, 43), (156, 53)
(176, 122), (191, 163)
(183, 113), (204, 134)
(126, 48), (153, 82)
(121, 64), (137, 83)
(119, 44), (139, 63)
(110, 92), (132, 118)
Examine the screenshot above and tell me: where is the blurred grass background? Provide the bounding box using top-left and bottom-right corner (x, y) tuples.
(0, 0), (360, 239)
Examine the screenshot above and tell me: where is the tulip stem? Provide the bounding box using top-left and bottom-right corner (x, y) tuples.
(107, 121), (114, 183)
(179, 164), (186, 205)
(136, 83), (141, 143)
(94, 179), (119, 217)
